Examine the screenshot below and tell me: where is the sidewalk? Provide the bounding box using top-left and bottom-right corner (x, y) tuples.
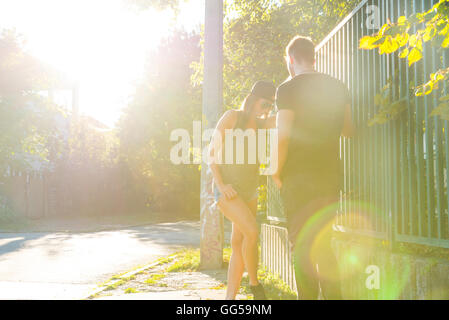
(89, 249), (251, 300)
(88, 248), (297, 300)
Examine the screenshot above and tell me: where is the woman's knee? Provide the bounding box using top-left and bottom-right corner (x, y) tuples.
(244, 226), (259, 244)
(231, 233), (243, 249)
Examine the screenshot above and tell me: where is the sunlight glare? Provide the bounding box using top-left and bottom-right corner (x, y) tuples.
(0, 0), (202, 126)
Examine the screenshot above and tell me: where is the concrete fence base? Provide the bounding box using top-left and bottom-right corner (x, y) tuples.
(261, 223), (449, 300)
(333, 238), (449, 300)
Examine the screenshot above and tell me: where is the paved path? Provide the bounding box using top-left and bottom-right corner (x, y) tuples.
(0, 221), (200, 299)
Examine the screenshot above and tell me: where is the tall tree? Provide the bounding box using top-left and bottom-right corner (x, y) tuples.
(192, 0), (358, 111)
(118, 30), (202, 215)
(0, 29), (65, 173)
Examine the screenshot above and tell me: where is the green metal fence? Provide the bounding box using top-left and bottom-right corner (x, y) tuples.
(267, 0), (449, 248)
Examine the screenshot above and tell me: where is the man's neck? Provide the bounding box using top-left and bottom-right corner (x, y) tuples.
(292, 64), (315, 77)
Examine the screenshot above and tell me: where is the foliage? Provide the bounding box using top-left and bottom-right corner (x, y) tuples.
(368, 77), (409, 126)
(165, 248), (201, 272)
(0, 29), (67, 174)
(239, 267), (298, 300)
(118, 29), (201, 215)
(359, 0), (449, 120)
(0, 29), (125, 218)
(192, 0), (358, 112)
(123, 0), (358, 215)
(1, 1), (362, 218)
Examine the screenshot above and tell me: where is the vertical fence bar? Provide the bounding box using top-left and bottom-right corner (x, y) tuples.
(397, 0), (407, 237)
(430, 0), (444, 241)
(443, 50), (449, 240)
(356, 11), (362, 230)
(350, 16), (356, 230)
(344, 22), (349, 227)
(360, 7), (368, 231)
(414, 0), (426, 238)
(421, 0), (435, 240)
(405, 0), (417, 235)
(433, 54), (444, 241)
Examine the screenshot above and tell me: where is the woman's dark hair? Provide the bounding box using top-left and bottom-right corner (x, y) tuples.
(236, 81), (276, 129)
(237, 93), (259, 129)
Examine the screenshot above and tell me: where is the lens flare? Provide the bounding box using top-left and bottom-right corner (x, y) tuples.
(291, 199), (412, 300)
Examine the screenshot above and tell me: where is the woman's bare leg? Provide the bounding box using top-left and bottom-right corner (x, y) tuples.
(218, 196), (259, 288)
(225, 197), (258, 299)
(225, 223), (244, 300)
(246, 198), (259, 279)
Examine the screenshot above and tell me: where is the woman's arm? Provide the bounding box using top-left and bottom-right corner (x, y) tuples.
(208, 110), (238, 200)
(261, 114), (277, 129)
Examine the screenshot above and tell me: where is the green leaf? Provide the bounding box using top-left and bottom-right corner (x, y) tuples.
(359, 35), (381, 50)
(408, 13), (424, 24)
(378, 24), (390, 36)
(408, 47), (423, 66)
(385, 25), (402, 37)
(438, 23), (449, 35)
(409, 34), (419, 47)
(395, 33), (409, 47)
(431, 72), (445, 81)
(415, 81), (434, 96)
(442, 34), (449, 48)
(399, 48), (409, 58)
(436, 20), (448, 32)
(373, 36), (386, 46)
(379, 36), (399, 54)
(423, 25), (436, 42)
(397, 16), (408, 26)
(424, 10), (438, 23)
(437, 2), (449, 17)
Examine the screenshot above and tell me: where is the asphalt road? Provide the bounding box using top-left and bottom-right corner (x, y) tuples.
(0, 221), (200, 300)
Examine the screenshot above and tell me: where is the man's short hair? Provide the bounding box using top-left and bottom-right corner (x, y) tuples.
(286, 36), (315, 65)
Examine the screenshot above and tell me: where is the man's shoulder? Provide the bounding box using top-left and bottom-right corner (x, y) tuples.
(278, 72), (335, 89)
(276, 76), (300, 100)
(299, 72), (343, 84)
(314, 73), (348, 90)
(277, 76), (295, 92)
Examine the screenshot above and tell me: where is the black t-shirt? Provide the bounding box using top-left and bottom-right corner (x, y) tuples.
(276, 72), (350, 194)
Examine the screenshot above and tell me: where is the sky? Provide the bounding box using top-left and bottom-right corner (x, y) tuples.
(0, 0), (205, 127)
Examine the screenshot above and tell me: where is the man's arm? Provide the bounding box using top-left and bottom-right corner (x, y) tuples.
(272, 109), (295, 188)
(341, 103), (355, 138)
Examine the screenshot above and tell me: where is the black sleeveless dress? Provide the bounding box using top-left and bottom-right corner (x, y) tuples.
(213, 111), (261, 201)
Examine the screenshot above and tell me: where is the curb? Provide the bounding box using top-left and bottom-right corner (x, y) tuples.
(0, 222), (156, 235)
(0, 219), (198, 234)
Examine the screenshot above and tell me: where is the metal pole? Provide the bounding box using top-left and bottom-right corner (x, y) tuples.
(200, 0), (224, 270)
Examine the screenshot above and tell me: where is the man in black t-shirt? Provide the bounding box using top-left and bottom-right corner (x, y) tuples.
(274, 36), (354, 300)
